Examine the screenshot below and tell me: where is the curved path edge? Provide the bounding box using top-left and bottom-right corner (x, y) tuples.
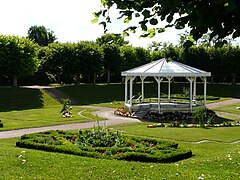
(1, 86), (239, 140)
(0, 106), (141, 139)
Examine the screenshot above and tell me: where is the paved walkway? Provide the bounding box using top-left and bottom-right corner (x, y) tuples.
(1, 86), (239, 139)
(0, 106), (141, 139)
(206, 98), (240, 109)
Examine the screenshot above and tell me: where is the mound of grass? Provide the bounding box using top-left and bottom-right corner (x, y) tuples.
(16, 127), (192, 163)
(0, 87), (104, 131)
(0, 87), (45, 112)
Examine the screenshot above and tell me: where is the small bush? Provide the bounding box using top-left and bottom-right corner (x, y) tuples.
(192, 108), (205, 127)
(0, 120), (3, 127)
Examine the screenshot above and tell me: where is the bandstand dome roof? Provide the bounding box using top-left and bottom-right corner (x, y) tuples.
(121, 58), (211, 77)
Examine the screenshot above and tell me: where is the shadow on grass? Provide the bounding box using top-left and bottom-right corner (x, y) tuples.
(57, 84), (125, 105)
(57, 83), (240, 105)
(0, 87), (44, 112)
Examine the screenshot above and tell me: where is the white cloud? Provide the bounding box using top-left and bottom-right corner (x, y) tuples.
(0, 0), (186, 47)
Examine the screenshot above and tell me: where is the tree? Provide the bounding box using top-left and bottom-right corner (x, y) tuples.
(0, 35), (39, 87)
(96, 33), (129, 46)
(95, 0), (240, 48)
(102, 44), (121, 84)
(147, 41), (163, 51)
(96, 34), (124, 83)
(27, 25), (57, 46)
(75, 41), (104, 84)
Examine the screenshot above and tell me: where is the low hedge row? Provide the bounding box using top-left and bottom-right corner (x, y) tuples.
(16, 130), (192, 163)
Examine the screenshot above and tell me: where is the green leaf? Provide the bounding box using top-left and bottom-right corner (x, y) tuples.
(135, 13), (140, 17)
(150, 18), (158, 25)
(176, 25), (184, 29)
(99, 22), (107, 30)
(142, 9), (150, 19)
(130, 29), (136, 33)
(166, 14), (173, 23)
(93, 11), (102, 18)
(225, 0), (237, 12)
(215, 41), (224, 48)
(183, 40), (194, 49)
(101, 0), (107, 5)
(147, 28), (156, 38)
(91, 18), (99, 24)
(124, 16), (132, 23)
(141, 24), (148, 31)
(188, 36), (195, 42)
(140, 33), (150, 38)
(157, 28), (165, 33)
(122, 31), (129, 37)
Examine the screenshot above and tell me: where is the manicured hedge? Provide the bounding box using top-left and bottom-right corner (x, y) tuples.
(16, 129), (192, 163)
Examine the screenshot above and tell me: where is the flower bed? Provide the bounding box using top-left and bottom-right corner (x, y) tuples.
(16, 127), (192, 163)
(144, 109), (217, 123)
(147, 121), (240, 128)
(114, 108), (132, 117)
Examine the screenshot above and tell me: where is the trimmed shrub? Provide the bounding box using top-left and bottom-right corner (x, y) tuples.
(16, 128), (192, 163)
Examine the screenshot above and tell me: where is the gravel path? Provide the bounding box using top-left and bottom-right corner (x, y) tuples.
(1, 86), (239, 139)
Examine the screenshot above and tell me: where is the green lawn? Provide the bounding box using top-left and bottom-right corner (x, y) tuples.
(57, 82), (239, 107)
(111, 122), (240, 143)
(1, 124), (239, 179)
(0, 87), (104, 131)
(1, 83), (240, 179)
(213, 102), (240, 116)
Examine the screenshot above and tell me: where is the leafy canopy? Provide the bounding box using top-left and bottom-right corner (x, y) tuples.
(27, 25), (57, 46)
(95, 0), (240, 48)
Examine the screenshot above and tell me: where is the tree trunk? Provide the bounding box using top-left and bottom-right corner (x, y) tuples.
(211, 76), (214, 84)
(13, 75), (18, 87)
(93, 74), (96, 84)
(107, 67), (111, 84)
(232, 73), (236, 85)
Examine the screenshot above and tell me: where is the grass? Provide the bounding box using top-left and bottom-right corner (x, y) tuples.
(213, 102), (240, 116)
(0, 83), (240, 178)
(1, 125), (239, 179)
(57, 82), (240, 107)
(0, 87), (104, 131)
(111, 122), (240, 143)
(0, 87), (44, 112)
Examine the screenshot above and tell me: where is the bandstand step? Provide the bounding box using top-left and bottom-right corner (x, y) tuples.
(131, 110), (148, 119)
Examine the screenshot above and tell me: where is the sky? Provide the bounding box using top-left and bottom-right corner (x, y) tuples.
(0, 0), (194, 48)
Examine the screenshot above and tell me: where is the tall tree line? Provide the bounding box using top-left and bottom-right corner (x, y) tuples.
(0, 33), (240, 86)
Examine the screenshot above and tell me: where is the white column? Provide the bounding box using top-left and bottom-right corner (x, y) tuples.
(154, 77), (163, 113)
(203, 77), (207, 107)
(124, 76), (129, 103)
(166, 77), (172, 99)
(129, 77), (135, 108)
(140, 76), (146, 102)
(193, 77), (197, 101)
(187, 77), (194, 112)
